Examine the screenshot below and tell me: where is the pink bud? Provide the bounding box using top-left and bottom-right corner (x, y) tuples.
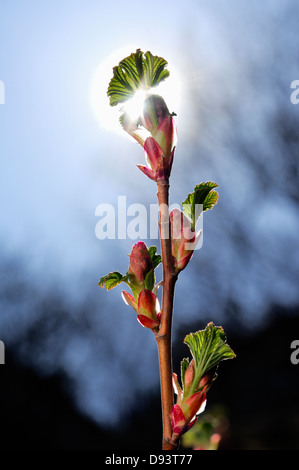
(136, 164), (156, 181)
(171, 392), (207, 439)
(181, 391), (207, 424)
(142, 95), (177, 162)
(152, 115), (177, 162)
(128, 242), (153, 285)
(137, 314), (159, 329)
(142, 94), (170, 133)
(140, 137), (171, 182)
(184, 359), (195, 389)
(170, 404), (187, 437)
(144, 137), (164, 172)
(122, 93), (176, 182)
(121, 290), (138, 313)
(137, 289), (160, 330)
(170, 209), (201, 273)
(198, 371), (215, 392)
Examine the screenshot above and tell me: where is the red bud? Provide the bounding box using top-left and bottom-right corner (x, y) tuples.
(198, 371), (215, 392)
(121, 290), (138, 313)
(128, 242), (153, 285)
(152, 115), (177, 162)
(137, 314), (159, 329)
(170, 209), (201, 273)
(137, 289), (160, 330)
(184, 359), (195, 389)
(181, 391), (207, 424)
(142, 94), (170, 133)
(170, 404), (186, 437)
(138, 133), (175, 182)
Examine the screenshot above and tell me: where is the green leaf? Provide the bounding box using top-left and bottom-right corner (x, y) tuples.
(180, 357), (190, 390)
(107, 49), (170, 107)
(184, 322), (235, 387)
(203, 189), (219, 210)
(144, 269), (155, 292)
(98, 271), (128, 291)
(182, 182), (219, 230)
(148, 246), (162, 269)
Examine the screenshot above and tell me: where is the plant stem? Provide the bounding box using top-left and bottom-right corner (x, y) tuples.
(155, 179), (177, 450)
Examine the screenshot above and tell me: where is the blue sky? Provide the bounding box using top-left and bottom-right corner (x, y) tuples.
(1, 0), (299, 426)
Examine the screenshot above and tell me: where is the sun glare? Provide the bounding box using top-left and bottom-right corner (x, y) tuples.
(90, 46), (131, 136)
(90, 46), (181, 136)
(124, 89), (148, 124)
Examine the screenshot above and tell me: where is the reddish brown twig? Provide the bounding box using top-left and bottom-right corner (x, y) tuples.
(155, 179), (178, 450)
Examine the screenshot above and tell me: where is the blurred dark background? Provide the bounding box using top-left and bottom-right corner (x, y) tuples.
(1, 0), (299, 450)
(1, 307), (299, 450)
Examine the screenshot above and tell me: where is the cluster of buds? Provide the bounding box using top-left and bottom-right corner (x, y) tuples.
(170, 208), (202, 274)
(170, 361), (215, 442)
(122, 94), (177, 182)
(122, 242), (161, 331)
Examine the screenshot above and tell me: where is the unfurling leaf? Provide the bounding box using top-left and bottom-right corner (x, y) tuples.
(171, 322), (234, 441)
(148, 245), (162, 269)
(182, 182), (219, 230)
(180, 357), (190, 390)
(107, 49), (170, 107)
(184, 322), (236, 387)
(98, 271), (128, 290)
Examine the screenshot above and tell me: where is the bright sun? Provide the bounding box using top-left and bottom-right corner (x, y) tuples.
(90, 46), (181, 136)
